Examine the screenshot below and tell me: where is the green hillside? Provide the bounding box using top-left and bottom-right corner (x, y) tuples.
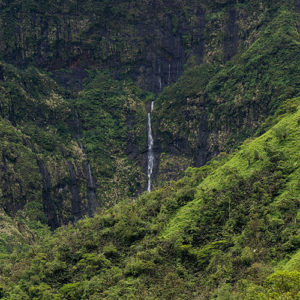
(0, 1), (299, 227)
(0, 0), (299, 298)
(154, 6), (300, 182)
(0, 97), (299, 299)
(0, 64), (148, 227)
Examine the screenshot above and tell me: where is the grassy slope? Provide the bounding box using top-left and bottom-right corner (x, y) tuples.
(0, 97), (299, 299)
(163, 97), (300, 240)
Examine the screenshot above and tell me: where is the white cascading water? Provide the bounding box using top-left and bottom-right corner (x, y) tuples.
(87, 164), (95, 189)
(158, 76), (162, 91)
(147, 101), (154, 192)
(158, 59), (162, 91)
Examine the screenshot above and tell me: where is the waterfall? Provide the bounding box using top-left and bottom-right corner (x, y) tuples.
(74, 110), (81, 139)
(147, 101), (154, 192)
(158, 59), (162, 91)
(168, 63), (171, 84)
(158, 76), (162, 91)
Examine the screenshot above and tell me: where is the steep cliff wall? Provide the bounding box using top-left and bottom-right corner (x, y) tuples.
(0, 64), (146, 227)
(153, 5), (300, 183)
(0, 0), (299, 226)
(0, 0), (285, 92)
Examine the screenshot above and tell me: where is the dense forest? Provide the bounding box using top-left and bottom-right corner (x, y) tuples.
(0, 0), (299, 299)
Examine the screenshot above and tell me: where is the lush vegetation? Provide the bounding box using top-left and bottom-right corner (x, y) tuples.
(0, 97), (299, 299)
(0, 0), (299, 226)
(154, 5), (300, 182)
(75, 71), (148, 204)
(0, 61), (151, 226)
(0, 1), (299, 298)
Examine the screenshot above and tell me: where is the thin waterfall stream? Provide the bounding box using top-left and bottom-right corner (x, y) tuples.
(158, 59), (162, 91)
(147, 101), (154, 192)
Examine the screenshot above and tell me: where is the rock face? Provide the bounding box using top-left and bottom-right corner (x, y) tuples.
(152, 4), (300, 182)
(0, 1), (262, 92)
(0, 0), (299, 228)
(223, 8), (238, 62)
(67, 161), (82, 221)
(296, 0), (300, 13)
(37, 159), (58, 230)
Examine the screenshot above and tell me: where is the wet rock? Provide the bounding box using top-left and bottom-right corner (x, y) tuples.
(37, 160), (58, 230)
(67, 161), (82, 221)
(296, 0), (300, 13)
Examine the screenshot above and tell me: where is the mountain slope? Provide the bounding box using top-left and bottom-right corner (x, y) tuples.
(0, 1), (299, 227)
(0, 0), (287, 92)
(0, 97), (299, 299)
(153, 6), (300, 183)
(0, 64), (147, 228)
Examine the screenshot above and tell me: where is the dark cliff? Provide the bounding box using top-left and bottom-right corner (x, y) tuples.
(0, 2), (299, 298)
(0, 0), (299, 227)
(0, 0), (283, 92)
